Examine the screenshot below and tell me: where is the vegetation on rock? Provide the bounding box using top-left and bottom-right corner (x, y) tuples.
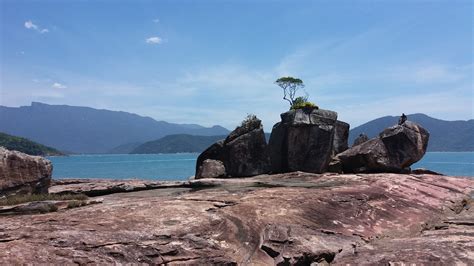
(240, 114), (261, 130)
(67, 200), (88, 209)
(290, 96), (319, 110)
(0, 193), (88, 206)
(275, 76), (317, 110)
(275, 76), (305, 106)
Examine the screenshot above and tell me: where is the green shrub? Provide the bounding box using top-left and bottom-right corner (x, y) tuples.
(38, 204), (58, 213)
(290, 96), (318, 110)
(0, 193), (88, 206)
(240, 114), (261, 130)
(67, 200), (86, 209)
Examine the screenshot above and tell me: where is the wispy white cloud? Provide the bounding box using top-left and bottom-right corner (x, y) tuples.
(146, 36), (162, 44)
(152, 18), (160, 23)
(24, 20), (38, 30)
(52, 82), (67, 89)
(169, 59), (472, 130)
(4, 32), (471, 131)
(24, 20), (49, 34)
(31, 90), (65, 99)
(32, 78), (51, 83)
(390, 64), (469, 84)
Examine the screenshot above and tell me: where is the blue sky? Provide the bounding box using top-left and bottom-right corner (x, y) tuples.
(1, 0), (472, 130)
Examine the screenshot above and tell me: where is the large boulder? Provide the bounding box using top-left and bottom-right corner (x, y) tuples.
(195, 116), (270, 178)
(195, 140), (226, 177)
(332, 120), (350, 155)
(352, 133), (369, 147)
(331, 121), (429, 173)
(0, 147), (52, 197)
(268, 108), (348, 174)
(196, 159), (226, 179)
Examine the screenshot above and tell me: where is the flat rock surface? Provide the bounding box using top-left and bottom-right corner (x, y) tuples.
(49, 178), (190, 196)
(1, 173), (473, 264)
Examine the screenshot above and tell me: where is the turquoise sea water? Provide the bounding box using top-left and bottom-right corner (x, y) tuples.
(48, 153), (198, 180)
(48, 152), (474, 180)
(412, 152), (473, 177)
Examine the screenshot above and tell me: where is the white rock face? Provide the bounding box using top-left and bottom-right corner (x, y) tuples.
(0, 147), (52, 196)
(196, 159), (226, 179)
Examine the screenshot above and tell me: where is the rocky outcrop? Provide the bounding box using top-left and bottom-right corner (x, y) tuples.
(195, 117), (270, 178)
(0, 147), (52, 197)
(195, 140), (225, 176)
(332, 120), (350, 155)
(49, 178), (190, 197)
(196, 159), (226, 178)
(268, 108), (349, 173)
(1, 173), (472, 264)
(352, 133), (369, 147)
(331, 121), (429, 173)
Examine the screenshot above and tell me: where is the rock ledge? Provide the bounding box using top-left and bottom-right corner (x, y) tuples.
(0, 172), (472, 264)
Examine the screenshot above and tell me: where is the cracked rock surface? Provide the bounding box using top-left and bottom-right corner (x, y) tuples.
(1, 172), (473, 264)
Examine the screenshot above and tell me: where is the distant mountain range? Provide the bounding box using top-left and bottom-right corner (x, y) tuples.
(349, 113), (474, 152)
(130, 134), (226, 154)
(126, 113), (474, 154)
(0, 132), (64, 156)
(1, 103), (471, 154)
(0, 102), (230, 154)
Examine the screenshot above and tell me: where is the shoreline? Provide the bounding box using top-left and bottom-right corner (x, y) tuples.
(47, 152), (474, 180)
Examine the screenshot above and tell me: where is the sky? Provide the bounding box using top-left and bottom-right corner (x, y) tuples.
(1, 0), (472, 131)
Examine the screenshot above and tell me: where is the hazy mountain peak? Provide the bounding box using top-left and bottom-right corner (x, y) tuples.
(349, 113), (474, 151)
(0, 103), (229, 154)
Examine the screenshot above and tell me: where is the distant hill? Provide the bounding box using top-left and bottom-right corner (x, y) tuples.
(349, 114), (474, 151)
(107, 142), (143, 154)
(131, 134), (226, 154)
(0, 132), (64, 156)
(0, 102), (230, 154)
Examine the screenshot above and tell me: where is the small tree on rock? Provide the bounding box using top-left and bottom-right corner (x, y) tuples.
(275, 76), (305, 106)
(275, 76), (318, 110)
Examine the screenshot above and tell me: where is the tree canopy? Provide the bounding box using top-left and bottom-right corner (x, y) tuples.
(275, 76), (305, 106)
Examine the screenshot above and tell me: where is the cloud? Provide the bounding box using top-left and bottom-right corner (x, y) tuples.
(52, 82), (67, 89)
(32, 78), (51, 83)
(31, 90), (65, 99)
(405, 64), (467, 83)
(24, 20), (38, 30)
(146, 36), (163, 44)
(153, 18), (160, 23)
(24, 20), (49, 34)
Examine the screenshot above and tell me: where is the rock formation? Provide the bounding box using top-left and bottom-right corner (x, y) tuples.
(352, 133), (369, 147)
(331, 121), (429, 173)
(332, 120), (350, 155)
(1, 172), (472, 264)
(196, 159), (226, 178)
(0, 147), (52, 197)
(268, 108), (349, 174)
(195, 116), (269, 178)
(196, 109), (431, 177)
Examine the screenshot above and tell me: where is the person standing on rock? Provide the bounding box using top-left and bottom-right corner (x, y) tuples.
(398, 113), (407, 125)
